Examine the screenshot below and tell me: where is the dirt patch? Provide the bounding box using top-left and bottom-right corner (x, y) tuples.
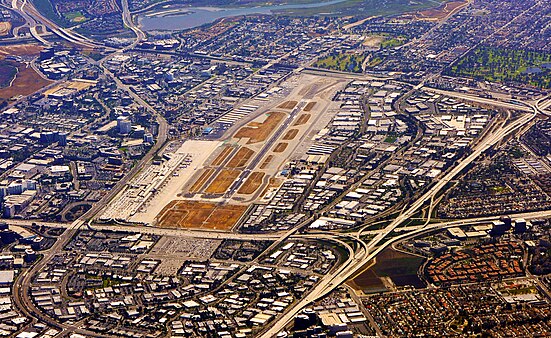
(211, 146), (233, 166)
(347, 266), (387, 293)
(350, 247), (426, 293)
(0, 62), (52, 102)
(293, 114), (311, 126)
(362, 35), (385, 48)
(273, 142), (288, 153)
(0, 45), (43, 59)
(417, 0), (467, 20)
(189, 168), (214, 193)
(282, 129), (299, 141)
(205, 169), (241, 194)
(260, 177), (285, 196)
(234, 112), (286, 144)
(278, 100), (298, 110)
(238, 172), (265, 195)
(0, 22), (11, 36)
(44, 79), (96, 96)
(303, 101), (316, 112)
(226, 147), (254, 168)
(260, 155), (273, 169)
(156, 200), (247, 230)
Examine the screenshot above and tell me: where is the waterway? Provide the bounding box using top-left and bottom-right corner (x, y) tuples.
(138, 0), (347, 31)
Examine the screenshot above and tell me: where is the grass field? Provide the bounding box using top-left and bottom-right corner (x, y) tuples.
(384, 135), (397, 143)
(277, 0), (447, 16)
(446, 47), (551, 89)
(0, 61), (17, 89)
(314, 53), (365, 73)
(0, 45), (43, 59)
(0, 61), (52, 103)
(363, 35), (385, 48)
(32, 0), (71, 27)
(235, 112), (286, 144)
(303, 101), (316, 112)
(260, 155), (273, 169)
(278, 100), (298, 110)
(156, 200), (247, 230)
(293, 114), (310, 126)
(238, 172), (265, 194)
(226, 147), (254, 168)
(189, 168), (215, 193)
(282, 129), (298, 141)
(64, 11), (87, 23)
(363, 34), (406, 49)
(273, 142), (288, 153)
(211, 146), (234, 166)
(380, 37), (406, 49)
(205, 169), (241, 194)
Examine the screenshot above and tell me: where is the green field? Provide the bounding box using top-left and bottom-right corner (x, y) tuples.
(31, 0), (73, 27)
(381, 36), (406, 49)
(446, 47), (551, 89)
(314, 53), (365, 73)
(384, 135), (397, 143)
(65, 11), (87, 23)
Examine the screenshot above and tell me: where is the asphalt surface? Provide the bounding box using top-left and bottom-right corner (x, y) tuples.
(226, 102), (306, 197)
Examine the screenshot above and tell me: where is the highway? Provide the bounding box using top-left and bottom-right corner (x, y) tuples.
(7, 1), (167, 334)
(121, 0), (146, 49)
(535, 94), (551, 113)
(260, 206), (551, 338)
(6, 0), (49, 45)
(90, 0), (168, 220)
(87, 63), (169, 223)
(423, 87), (534, 113)
(366, 101), (537, 247)
(260, 99), (541, 337)
(5, 1), (551, 335)
(8, 0), (104, 49)
(11, 219), (113, 338)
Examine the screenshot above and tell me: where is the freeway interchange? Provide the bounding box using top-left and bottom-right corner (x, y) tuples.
(3, 0), (551, 337)
(8, 82), (548, 337)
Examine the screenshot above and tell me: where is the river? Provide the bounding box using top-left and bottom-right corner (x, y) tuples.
(137, 0), (347, 31)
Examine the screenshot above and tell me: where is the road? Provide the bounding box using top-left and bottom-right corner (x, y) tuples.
(5, 1), (550, 335)
(6, 0), (49, 45)
(423, 87), (534, 113)
(8, 0), (104, 49)
(260, 99), (541, 337)
(535, 94), (551, 113)
(9, 0), (164, 334)
(261, 205), (551, 338)
(11, 219), (114, 338)
(86, 0), (166, 223)
(121, 0), (146, 49)
(225, 101), (306, 198)
(87, 67), (169, 222)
